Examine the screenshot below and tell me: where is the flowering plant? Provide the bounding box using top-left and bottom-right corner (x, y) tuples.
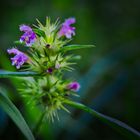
(0, 17), (140, 140)
(7, 17), (86, 121)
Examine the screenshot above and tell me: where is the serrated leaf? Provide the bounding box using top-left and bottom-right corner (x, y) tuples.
(60, 44), (95, 52)
(0, 89), (35, 140)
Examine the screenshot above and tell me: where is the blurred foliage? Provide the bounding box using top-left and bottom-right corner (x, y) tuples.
(0, 0), (140, 140)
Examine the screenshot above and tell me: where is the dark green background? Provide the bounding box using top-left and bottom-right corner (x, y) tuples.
(0, 0), (140, 140)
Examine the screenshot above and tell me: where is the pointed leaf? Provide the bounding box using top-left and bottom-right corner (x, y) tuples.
(0, 70), (39, 78)
(0, 89), (35, 140)
(33, 29), (45, 37)
(60, 44), (96, 52)
(64, 100), (140, 140)
(14, 41), (26, 46)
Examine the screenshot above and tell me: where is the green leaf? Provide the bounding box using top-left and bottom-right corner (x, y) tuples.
(0, 89), (35, 140)
(14, 41), (26, 46)
(60, 44), (96, 52)
(64, 100), (140, 140)
(33, 29), (45, 37)
(0, 70), (39, 78)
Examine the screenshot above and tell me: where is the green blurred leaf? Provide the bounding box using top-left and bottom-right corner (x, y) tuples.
(64, 100), (140, 140)
(0, 70), (39, 78)
(33, 29), (45, 37)
(70, 55), (81, 61)
(60, 44), (96, 52)
(14, 41), (26, 46)
(0, 89), (35, 140)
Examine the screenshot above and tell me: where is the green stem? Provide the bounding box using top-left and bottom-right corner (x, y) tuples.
(33, 110), (46, 137)
(0, 71), (39, 78)
(64, 100), (140, 140)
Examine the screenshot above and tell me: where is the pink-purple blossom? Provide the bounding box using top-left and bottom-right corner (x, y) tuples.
(20, 25), (32, 32)
(55, 63), (60, 69)
(7, 48), (28, 69)
(19, 25), (36, 46)
(67, 81), (80, 92)
(59, 18), (76, 39)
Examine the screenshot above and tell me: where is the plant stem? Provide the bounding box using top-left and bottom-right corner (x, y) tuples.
(64, 100), (140, 140)
(33, 110), (46, 137)
(0, 71), (39, 78)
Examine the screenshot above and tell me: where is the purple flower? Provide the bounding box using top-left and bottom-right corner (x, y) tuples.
(19, 25), (36, 46)
(59, 18), (76, 39)
(7, 48), (28, 69)
(7, 48), (20, 54)
(67, 81), (80, 92)
(55, 63), (60, 69)
(47, 68), (53, 74)
(20, 25), (32, 32)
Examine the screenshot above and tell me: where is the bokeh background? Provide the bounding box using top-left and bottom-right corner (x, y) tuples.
(0, 0), (140, 140)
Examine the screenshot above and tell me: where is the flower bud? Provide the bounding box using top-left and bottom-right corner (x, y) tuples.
(67, 82), (80, 92)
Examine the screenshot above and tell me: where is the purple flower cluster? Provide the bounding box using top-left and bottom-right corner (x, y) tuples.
(59, 18), (76, 39)
(67, 81), (80, 92)
(7, 48), (28, 69)
(7, 18), (77, 70)
(20, 25), (36, 46)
